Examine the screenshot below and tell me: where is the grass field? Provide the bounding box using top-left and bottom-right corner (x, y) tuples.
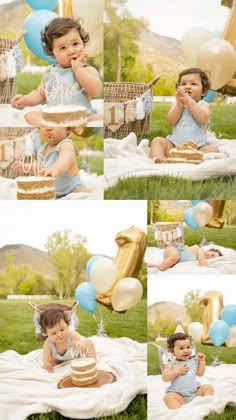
(148, 341), (236, 419)
(104, 102), (236, 200)
(0, 298), (147, 420)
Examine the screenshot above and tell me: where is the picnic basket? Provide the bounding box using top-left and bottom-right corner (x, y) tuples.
(0, 127), (35, 178)
(104, 75), (160, 139)
(28, 301), (79, 340)
(0, 37), (17, 104)
(154, 222), (184, 249)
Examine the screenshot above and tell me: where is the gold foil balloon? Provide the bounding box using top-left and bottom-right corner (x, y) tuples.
(225, 324), (236, 348)
(197, 39), (236, 90)
(193, 202), (213, 226)
(96, 226), (147, 311)
(59, 0), (74, 18)
(181, 27), (214, 66)
(199, 291), (224, 345)
(111, 277), (143, 312)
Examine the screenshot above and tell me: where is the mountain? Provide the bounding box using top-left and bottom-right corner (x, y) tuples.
(0, 0), (25, 34)
(0, 244), (55, 278)
(148, 301), (191, 325)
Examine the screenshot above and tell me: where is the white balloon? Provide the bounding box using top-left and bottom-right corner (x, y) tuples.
(193, 203), (213, 226)
(90, 257), (117, 293)
(225, 324), (236, 348)
(72, 0), (103, 34)
(188, 322), (204, 342)
(86, 25), (103, 57)
(112, 277), (143, 312)
(181, 27), (214, 66)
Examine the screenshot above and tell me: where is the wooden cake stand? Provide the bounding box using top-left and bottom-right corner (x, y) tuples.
(58, 370), (116, 389)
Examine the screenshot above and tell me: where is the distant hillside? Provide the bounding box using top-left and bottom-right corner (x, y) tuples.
(148, 301), (190, 326)
(0, 0), (25, 35)
(0, 244), (55, 278)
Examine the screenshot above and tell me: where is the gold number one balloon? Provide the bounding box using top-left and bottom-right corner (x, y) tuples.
(199, 291), (224, 345)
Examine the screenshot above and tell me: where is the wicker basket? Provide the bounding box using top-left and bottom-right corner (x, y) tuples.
(28, 301), (78, 340)
(154, 222), (184, 249)
(0, 37), (18, 104)
(104, 75), (160, 139)
(0, 127), (35, 178)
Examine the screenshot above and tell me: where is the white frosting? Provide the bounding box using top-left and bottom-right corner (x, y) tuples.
(71, 366), (96, 375)
(42, 105), (87, 114)
(71, 358), (95, 368)
(72, 373), (97, 383)
(17, 187), (55, 194)
(16, 176), (54, 182)
(171, 148), (203, 155)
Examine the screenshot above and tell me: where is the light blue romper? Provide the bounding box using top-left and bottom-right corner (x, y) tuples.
(167, 100), (209, 147)
(37, 138), (86, 197)
(166, 242), (198, 263)
(48, 336), (73, 362)
(166, 355), (200, 403)
(44, 65), (95, 115)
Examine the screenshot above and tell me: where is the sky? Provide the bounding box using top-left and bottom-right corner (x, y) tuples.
(148, 274), (235, 307)
(0, 201), (147, 257)
(126, 0), (230, 40)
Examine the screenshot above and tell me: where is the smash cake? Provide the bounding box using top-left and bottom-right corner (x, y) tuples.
(16, 176), (56, 200)
(168, 140), (203, 163)
(41, 105), (87, 127)
(71, 358), (97, 387)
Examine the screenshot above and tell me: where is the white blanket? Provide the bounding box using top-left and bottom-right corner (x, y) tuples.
(146, 244), (236, 274)
(0, 170), (104, 200)
(0, 336), (146, 420)
(104, 132), (236, 188)
(148, 364), (236, 420)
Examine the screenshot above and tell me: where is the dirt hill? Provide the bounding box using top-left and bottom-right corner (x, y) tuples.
(0, 244), (55, 278)
(148, 301), (191, 325)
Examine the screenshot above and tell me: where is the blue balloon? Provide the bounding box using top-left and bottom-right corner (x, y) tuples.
(75, 282), (98, 313)
(221, 304), (236, 327)
(25, 0), (58, 10)
(184, 208), (199, 230)
(209, 320), (229, 347)
(203, 90), (218, 103)
(191, 200), (207, 206)
(23, 10), (57, 62)
(86, 255), (103, 278)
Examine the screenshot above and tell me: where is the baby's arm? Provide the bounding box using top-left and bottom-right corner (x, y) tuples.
(12, 160), (36, 174)
(162, 361), (188, 382)
(178, 90), (210, 124)
(40, 142), (75, 178)
(167, 99), (184, 125)
(11, 77), (46, 108)
(197, 247), (208, 266)
(70, 331), (96, 359)
(71, 59), (102, 97)
(196, 352), (206, 376)
(42, 339), (54, 373)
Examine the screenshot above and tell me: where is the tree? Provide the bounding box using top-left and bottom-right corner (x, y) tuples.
(183, 289), (204, 323)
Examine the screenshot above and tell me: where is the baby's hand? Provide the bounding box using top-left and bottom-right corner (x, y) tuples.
(71, 52), (88, 71)
(39, 167), (59, 178)
(12, 160), (22, 171)
(71, 338), (90, 357)
(197, 353), (206, 362)
(11, 94), (27, 108)
(176, 364), (188, 375)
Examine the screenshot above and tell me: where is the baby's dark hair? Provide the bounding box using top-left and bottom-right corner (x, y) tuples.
(176, 67), (211, 93)
(208, 248), (223, 257)
(167, 333), (192, 350)
(39, 308), (70, 334)
(41, 17), (90, 55)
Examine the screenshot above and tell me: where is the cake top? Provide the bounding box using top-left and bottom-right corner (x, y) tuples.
(42, 105), (87, 114)
(16, 176), (55, 182)
(71, 358), (96, 367)
(171, 148), (203, 155)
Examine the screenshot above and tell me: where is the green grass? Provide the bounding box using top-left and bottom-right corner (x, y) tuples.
(16, 72), (43, 95)
(0, 298), (147, 420)
(104, 103), (236, 200)
(147, 224), (236, 250)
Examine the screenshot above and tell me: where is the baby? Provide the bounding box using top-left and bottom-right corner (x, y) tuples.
(162, 333), (214, 408)
(11, 17), (103, 126)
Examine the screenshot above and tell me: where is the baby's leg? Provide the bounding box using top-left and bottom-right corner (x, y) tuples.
(196, 384), (214, 397)
(164, 392), (185, 409)
(157, 247), (180, 271)
(87, 114), (103, 122)
(199, 145), (218, 153)
(150, 137), (174, 162)
(24, 111), (42, 127)
(72, 187), (92, 193)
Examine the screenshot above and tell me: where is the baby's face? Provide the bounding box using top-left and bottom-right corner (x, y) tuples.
(52, 28), (85, 68)
(205, 250), (219, 259)
(178, 73), (205, 101)
(46, 319), (69, 344)
(40, 127), (68, 145)
(172, 338), (192, 360)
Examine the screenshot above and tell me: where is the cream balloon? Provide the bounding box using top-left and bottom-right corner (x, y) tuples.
(225, 324), (236, 348)
(187, 322), (204, 342)
(72, 0), (103, 33)
(86, 25), (103, 57)
(197, 39), (236, 90)
(193, 202), (213, 226)
(111, 277), (143, 312)
(181, 27), (214, 66)
(90, 257), (117, 293)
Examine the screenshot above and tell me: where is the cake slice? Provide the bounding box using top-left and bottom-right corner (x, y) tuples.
(71, 358), (97, 386)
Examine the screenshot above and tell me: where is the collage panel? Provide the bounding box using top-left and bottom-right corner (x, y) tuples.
(103, 0), (236, 200)
(0, 199), (147, 419)
(147, 200), (236, 419)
